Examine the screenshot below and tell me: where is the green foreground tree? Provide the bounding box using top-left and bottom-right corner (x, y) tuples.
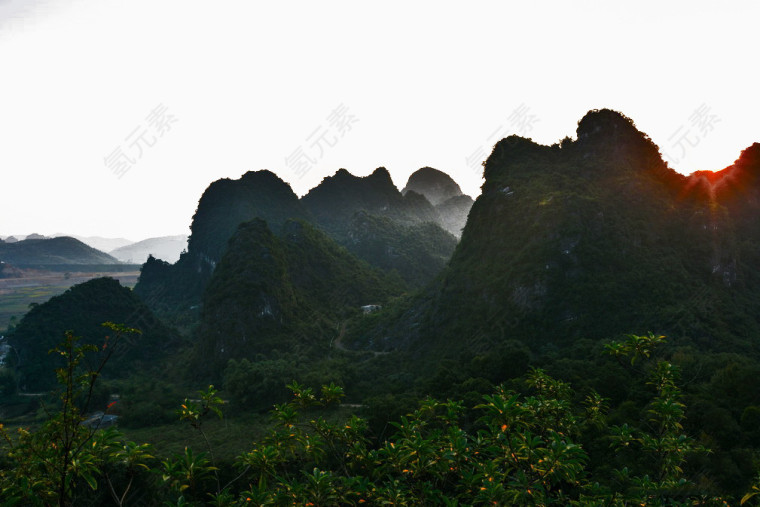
(2, 331), (757, 505)
(0, 324), (155, 506)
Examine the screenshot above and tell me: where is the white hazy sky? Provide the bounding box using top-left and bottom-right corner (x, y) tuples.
(1, 1), (757, 240)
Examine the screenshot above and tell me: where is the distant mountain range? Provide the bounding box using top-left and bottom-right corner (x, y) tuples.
(134, 166), (473, 322)
(53, 234), (134, 253)
(1, 234), (132, 251)
(7, 165), (474, 384)
(0, 234), (189, 265)
(109, 235), (187, 264)
(16, 112), (760, 371)
(25, 108), (760, 379)
(0, 236), (121, 266)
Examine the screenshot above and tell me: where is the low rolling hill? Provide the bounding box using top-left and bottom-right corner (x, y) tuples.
(0, 236), (121, 266)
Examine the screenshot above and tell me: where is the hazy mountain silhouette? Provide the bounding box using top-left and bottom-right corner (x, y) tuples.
(402, 166), (465, 205)
(301, 167), (458, 285)
(109, 235), (188, 264)
(400, 167), (474, 236)
(51, 234), (134, 252)
(434, 194), (475, 237)
(302, 167), (441, 234)
(0, 236), (121, 266)
(134, 167), (470, 318)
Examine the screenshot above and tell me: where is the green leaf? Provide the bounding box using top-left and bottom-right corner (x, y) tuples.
(82, 472), (98, 490)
